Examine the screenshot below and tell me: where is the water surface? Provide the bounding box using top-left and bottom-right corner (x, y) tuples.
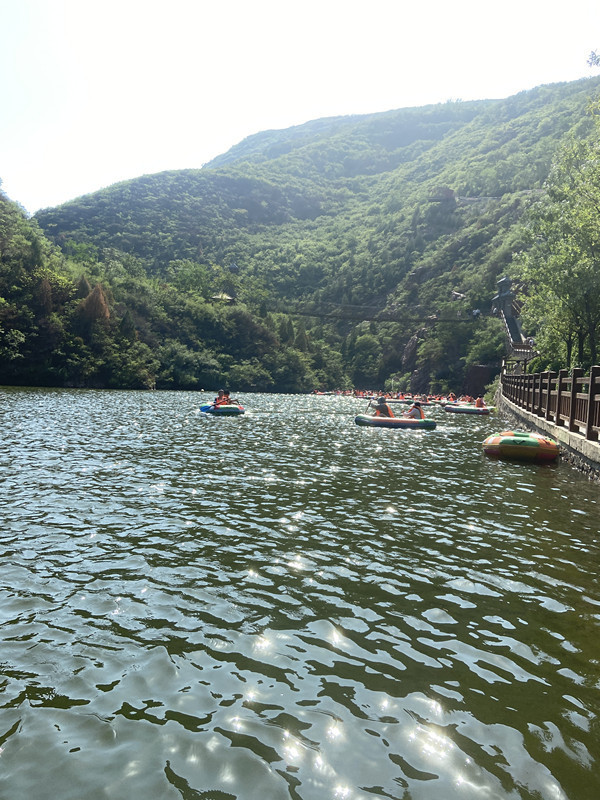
(1, 389), (599, 799)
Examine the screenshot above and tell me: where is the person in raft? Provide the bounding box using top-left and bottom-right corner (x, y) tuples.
(475, 395), (486, 408)
(373, 396), (395, 418)
(213, 389), (227, 406)
(223, 390), (241, 406)
(403, 401), (425, 420)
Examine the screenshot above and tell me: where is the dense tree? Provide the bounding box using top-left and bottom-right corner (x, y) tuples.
(351, 334), (382, 387)
(516, 109), (600, 368)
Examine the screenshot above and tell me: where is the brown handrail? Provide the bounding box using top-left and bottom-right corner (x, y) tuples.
(501, 365), (600, 441)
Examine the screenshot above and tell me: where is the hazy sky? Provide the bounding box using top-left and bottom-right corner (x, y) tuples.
(2, 0), (599, 214)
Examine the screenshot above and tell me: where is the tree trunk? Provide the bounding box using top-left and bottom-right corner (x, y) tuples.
(578, 331), (585, 366)
(566, 336), (573, 370)
(588, 324), (597, 366)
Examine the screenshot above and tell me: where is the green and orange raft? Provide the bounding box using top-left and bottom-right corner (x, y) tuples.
(482, 430), (559, 463)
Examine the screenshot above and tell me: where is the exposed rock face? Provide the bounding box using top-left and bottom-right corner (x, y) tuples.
(402, 332), (422, 372)
(410, 366), (430, 395)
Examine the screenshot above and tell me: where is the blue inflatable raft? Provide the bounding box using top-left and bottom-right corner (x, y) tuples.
(200, 403), (245, 416)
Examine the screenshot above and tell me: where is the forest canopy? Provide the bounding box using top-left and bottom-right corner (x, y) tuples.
(2, 76), (600, 392)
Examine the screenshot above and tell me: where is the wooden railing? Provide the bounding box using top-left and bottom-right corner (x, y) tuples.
(501, 366), (600, 441)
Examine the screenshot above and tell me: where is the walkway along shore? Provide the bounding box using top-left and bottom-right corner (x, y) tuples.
(498, 365), (600, 481)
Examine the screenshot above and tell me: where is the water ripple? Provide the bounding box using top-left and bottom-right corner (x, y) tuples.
(1, 389), (600, 799)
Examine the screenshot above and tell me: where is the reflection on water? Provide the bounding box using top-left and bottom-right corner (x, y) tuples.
(1, 388), (599, 799)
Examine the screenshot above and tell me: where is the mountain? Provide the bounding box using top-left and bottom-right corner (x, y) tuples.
(4, 76), (600, 392)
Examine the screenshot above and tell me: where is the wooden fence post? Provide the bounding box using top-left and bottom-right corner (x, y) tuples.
(585, 365), (600, 441)
(555, 369), (567, 426)
(540, 370), (547, 417)
(535, 372), (543, 416)
(545, 371), (556, 420)
(569, 368), (583, 432)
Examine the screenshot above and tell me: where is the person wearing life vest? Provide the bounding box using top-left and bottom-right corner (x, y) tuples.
(373, 396), (395, 418)
(475, 395), (486, 408)
(213, 389), (227, 406)
(403, 401), (425, 420)
(223, 390), (241, 406)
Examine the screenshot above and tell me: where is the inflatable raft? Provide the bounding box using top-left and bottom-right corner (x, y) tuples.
(355, 414), (436, 430)
(386, 398), (433, 407)
(482, 430), (559, 463)
(200, 403), (245, 416)
(444, 403), (491, 415)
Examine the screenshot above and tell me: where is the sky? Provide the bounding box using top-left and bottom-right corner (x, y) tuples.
(1, 0), (599, 215)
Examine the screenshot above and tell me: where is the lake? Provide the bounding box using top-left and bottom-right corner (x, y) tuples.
(1, 388), (599, 800)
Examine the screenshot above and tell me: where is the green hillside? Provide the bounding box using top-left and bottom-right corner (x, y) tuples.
(2, 76), (600, 392)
